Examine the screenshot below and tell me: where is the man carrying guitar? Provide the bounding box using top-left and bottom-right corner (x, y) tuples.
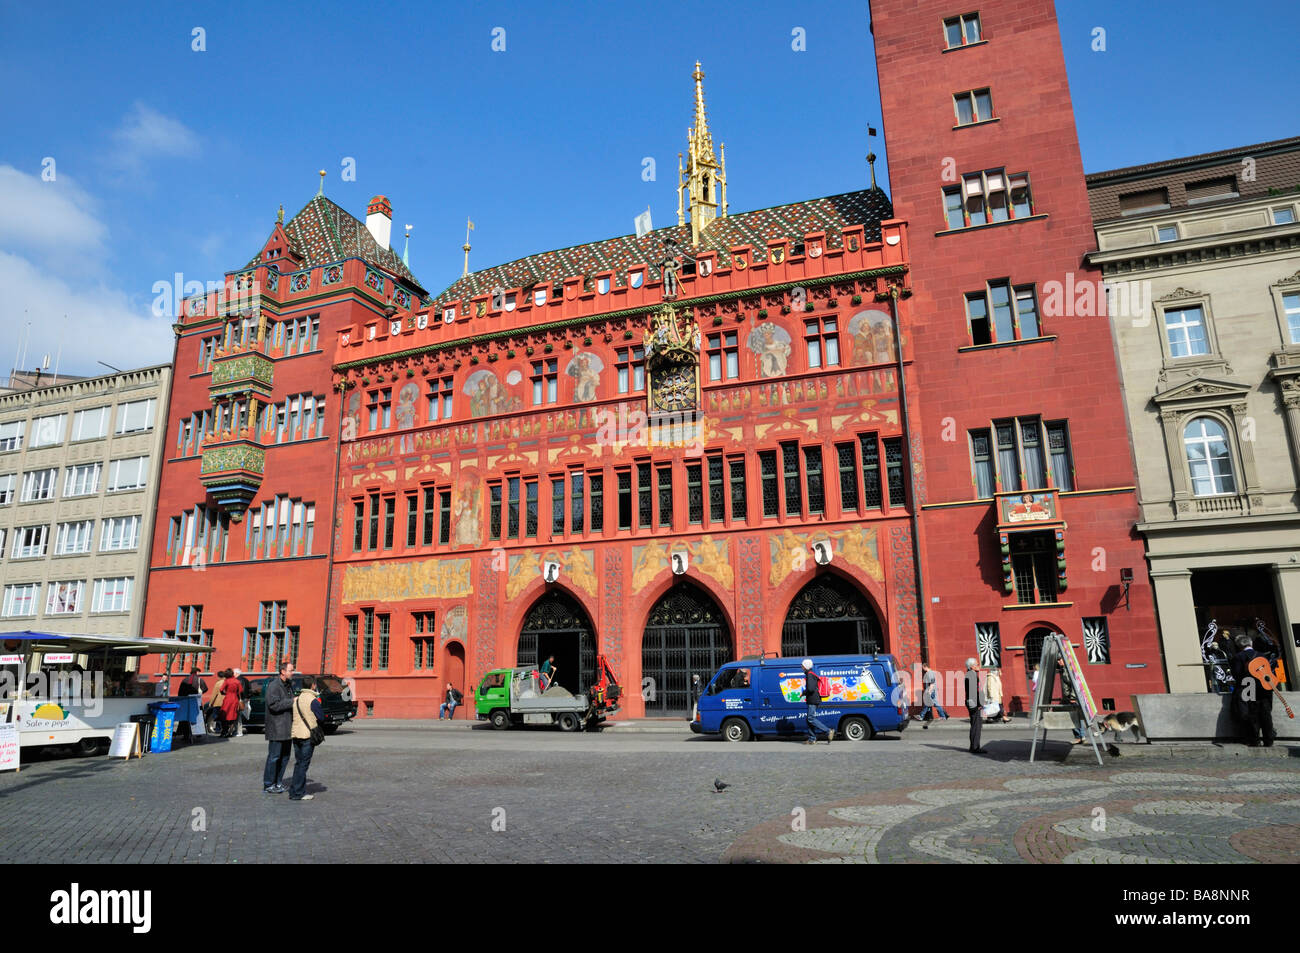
(1231, 622), (1285, 747)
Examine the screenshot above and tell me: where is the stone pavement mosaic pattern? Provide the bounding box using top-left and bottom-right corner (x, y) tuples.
(723, 769), (1300, 863)
(2, 729), (1298, 864)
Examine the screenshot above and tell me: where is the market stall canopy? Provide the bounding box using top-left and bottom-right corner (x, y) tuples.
(0, 632), (211, 656)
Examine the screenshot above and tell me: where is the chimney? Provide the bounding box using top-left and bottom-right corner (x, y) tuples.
(366, 195), (393, 249)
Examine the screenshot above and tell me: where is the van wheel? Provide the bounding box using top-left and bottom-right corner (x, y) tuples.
(490, 710), (510, 730)
(557, 712), (580, 732)
(721, 718), (752, 742)
(76, 737), (105, 757)
(841, 716), (873, 742)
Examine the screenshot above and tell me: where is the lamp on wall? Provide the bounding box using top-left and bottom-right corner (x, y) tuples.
(1119, 567), (1134, 611)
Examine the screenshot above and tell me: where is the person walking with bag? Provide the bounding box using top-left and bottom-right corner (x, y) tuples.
(984, 667), (1011, 723)
(915, 662), (949, 728)
(263, 662), (295, 795)
(289, 675), (326, 801)
(207, 673), (228, 735)
(232, 668), (251, 737)
(802, 658), (833, 745)
(218, 669), (243, 737)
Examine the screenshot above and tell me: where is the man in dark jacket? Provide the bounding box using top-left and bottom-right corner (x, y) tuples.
(177, 666), (206, 697)
(1232, 627), (1279, 747)
(438, 681), (462, 720)
(965, 658), (985, 754)
(263, 661), (295, 794)
(802, 658), (833, 745)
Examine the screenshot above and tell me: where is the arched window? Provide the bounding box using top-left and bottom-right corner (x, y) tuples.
(1183, 417), (1236, 496)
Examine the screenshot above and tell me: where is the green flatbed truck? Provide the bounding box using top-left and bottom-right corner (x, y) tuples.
(475, 656), (620, 732)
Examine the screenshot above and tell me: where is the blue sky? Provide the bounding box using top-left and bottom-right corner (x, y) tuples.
(0, 0), (1294, 377)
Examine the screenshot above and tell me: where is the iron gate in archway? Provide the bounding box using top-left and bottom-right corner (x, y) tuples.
(1023, 627), (1055, 690)
(781, 573), (883, 657)
(517, 592), (596, 695)
(641, 583), (732, 716)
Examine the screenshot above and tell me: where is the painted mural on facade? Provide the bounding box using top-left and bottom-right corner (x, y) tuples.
(566, 351), (603, 402)
(847, 309), (895, 365)
(465, 369), (519, 417)
(342, 558), (473, 602)
(505, 548), (598, 601)
(747, 322), (792, 378)
(630, 536), (734, 594)
(769, 526), (883, 588)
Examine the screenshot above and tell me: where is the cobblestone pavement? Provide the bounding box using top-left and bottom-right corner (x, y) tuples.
(2, 722), (1297, 863)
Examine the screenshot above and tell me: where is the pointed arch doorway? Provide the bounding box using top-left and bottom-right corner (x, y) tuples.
(442, 641), (466, 717)
(641, 583), (732, 716)
(1023, 626), (1057, 687)
(781, 573), (883, 657)
(517, 591), (596, 695)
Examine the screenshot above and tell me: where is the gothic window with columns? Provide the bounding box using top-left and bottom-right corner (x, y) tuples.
(1183, 417), (1237, 497)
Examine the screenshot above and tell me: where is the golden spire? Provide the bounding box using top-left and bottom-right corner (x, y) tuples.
(677, 60), (728, 246)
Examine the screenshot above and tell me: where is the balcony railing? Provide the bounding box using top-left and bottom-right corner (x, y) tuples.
(209, 350), (274, 402)
(199, 436), (265, 520)
(1193, 494), (1244, 516)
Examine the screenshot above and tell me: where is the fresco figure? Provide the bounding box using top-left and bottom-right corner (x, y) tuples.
(848, 309), (895, 365)
(632, 540), (669, 593)
(441, 606), (468, 644)
(747, 323), (791, 378)
(464, 369), (517, 417)
(395, 381), (419, 429)
(453, 475), (481, 546)
(566, 352), (603, 403)
(343, 390), (363, 441)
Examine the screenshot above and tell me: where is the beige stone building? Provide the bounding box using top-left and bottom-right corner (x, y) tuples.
(0, 364), (171, 640)
(1087, 137), (1300, 693)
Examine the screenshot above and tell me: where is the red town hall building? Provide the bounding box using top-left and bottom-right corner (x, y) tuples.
(870, 0), (1162, 707)
(141, 0), (1164, 717)
(140, 196), (426, 685)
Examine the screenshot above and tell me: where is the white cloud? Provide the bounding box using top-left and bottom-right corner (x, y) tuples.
(108, 102), (200, 176)
(0, 164), (169, 377)
(0, 165), (107, 259)
(0, 251), (172, 378)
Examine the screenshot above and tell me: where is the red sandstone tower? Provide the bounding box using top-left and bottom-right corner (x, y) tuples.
(139, 195), (424, 681)
(869, 0), (1166, 707)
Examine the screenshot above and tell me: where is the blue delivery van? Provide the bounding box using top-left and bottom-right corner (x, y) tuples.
(692, 654), (909, 741)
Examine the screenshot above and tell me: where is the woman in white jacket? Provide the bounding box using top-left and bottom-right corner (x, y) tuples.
(984, 668), (1012, 723)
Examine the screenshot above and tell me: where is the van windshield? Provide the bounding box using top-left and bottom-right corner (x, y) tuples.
(708, 668), (752, 693)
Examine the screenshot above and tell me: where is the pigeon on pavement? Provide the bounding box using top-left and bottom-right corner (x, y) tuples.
(713, 778), (730, 794)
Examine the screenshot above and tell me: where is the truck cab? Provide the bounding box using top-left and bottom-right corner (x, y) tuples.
(475, 668), (517, 729)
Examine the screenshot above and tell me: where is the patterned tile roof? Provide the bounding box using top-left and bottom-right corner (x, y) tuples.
(434, 187), (893, 304)
(245, 195), (422, 290)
